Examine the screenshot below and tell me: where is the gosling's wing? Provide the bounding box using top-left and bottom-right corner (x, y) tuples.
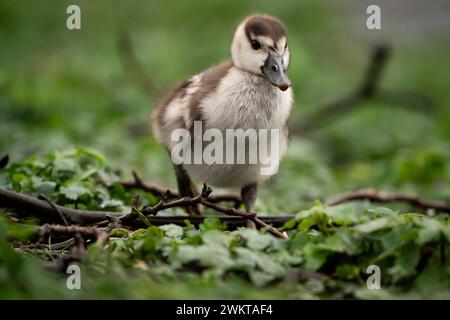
(150, 75), (200, 146)
(150, 60), (233, 147)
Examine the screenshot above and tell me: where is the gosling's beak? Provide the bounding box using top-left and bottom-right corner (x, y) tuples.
(262, 54), (291, 91)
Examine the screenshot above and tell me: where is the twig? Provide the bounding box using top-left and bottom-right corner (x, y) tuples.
(3, 184), (448, 240)
(37, 193), (69, 226)
(201, 198), (289, 238)
(117, 215), (293, 229)
(117, 183), (286, 238)
(0, 187), (122, 224)
(43, 233), (86, 272)
(38, 224), (102, 238)
(1, 185), (290, 229)
(326, 188), (450, 213)
(129, 170), (178, 198)
(118, 170), (242, 205)
(200, 200), (256, 219)
(19, 238), (75, 251)
(252, 217), (289, 239)
(137, 184), (286, 239)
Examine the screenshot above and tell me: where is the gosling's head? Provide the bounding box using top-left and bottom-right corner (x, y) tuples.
(231, 14), (291, 91)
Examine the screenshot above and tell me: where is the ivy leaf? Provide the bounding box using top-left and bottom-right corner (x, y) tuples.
(354, 217), (391, 233)
(416, 218), (445, 245)
(176, 244), (233, 270)
(202, 230), (233, 247)
(335, 264), (360, 280)
(60, 185), (90, 200)
(31, 176), (56, 197)
(233, 228), (276, 251)
(199, 217), (226, 231)
(250, 271), (278, 286)
(160, 224), (184, 239)
(99, 199), (123, 209)
(388, 243), (421, 280)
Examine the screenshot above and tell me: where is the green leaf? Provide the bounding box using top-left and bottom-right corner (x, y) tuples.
(416, 218), (445, 245)
(160, 224), (184, 238)
(176, 244), (233, 270)
(110, 228), (129, 238)
(59, 185), (90, 200)
(233, 228), (276, 251)
(199, 217), (226, 232)
(354, 217), (391, 233)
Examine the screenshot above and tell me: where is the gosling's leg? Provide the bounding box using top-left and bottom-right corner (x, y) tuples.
(241, 183), (257, 228)
(173, 164), (201, 215)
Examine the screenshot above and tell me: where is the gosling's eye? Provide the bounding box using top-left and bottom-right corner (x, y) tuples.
(251, 39), (261, 50)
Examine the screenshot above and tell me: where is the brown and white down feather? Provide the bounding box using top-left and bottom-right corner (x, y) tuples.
(151, 15), (293, 189)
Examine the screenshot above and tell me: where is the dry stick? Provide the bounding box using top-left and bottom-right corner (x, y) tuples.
(126, 170), (179, 198)
(0, 186), (291, 228)
(2, 185), (449, 239)
(38, 224), (102, 238)
(326, 188), (450, 213)
(119, 170), (242, 205)
(18, 238), (75, 251)
(200, 200), (255, 219)
(136, 184), (286, 239)
(127, 215), (293, 229)
(0, 187), (122, 224)
(199, 199), (287, 239)
(37, 193), (69, 226)
(38, 224), (109, 251)
(42, 233), (87, 272)
(113, 182), (280, 237)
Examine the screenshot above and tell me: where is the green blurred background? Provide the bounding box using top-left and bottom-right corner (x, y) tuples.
(1, 0), (449, 213)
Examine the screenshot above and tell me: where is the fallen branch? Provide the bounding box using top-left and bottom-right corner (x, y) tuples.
(2, 185), (449, 242)
(118, 215), (292, 229)
(0, 187), (122, 225)
(199, 199), (287, 239)
(37, 193), (68, 226)
(18, 238), (75, 251)
(38, 224), (104, 238)
(122, 184), (287, 238)
(0, 186), (289, 238)
(326, 188), (450, 213)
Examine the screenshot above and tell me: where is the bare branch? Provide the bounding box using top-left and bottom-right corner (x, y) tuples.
(118, 171), (242, 205)
(0, 187), (122, 224)
(0, 186), (290, 233)
(2, 184), (449, 243)
(37, 193), (69, 226)
(326, 188), (450, 213)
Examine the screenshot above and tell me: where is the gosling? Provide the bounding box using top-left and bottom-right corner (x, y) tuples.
(151, 14), (293, 215)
